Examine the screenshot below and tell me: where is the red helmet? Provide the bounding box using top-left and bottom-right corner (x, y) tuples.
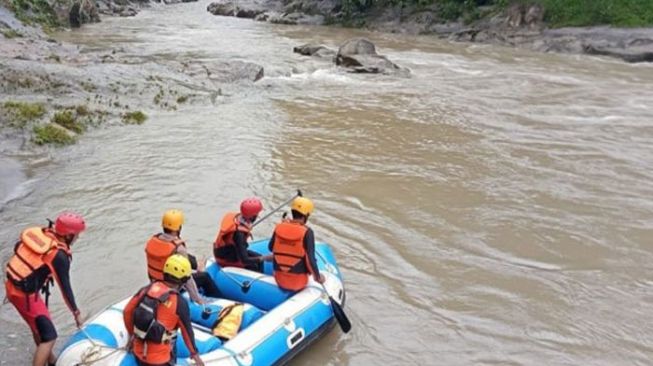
(54, 212), (86, 235)
(240, 198), (263, 220)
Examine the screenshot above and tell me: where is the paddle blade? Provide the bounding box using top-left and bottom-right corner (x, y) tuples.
(329, 296), (351, 333)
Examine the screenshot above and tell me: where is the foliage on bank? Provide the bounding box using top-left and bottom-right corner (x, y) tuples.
(3, 0), (61, 28)
(340, 0), (653, 28)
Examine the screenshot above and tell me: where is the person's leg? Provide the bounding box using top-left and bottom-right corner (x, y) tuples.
(192, 272), (222, 298)
(245, 250), (263, 273)
(33, 339), (55, 366)
(32, 314), (58, 366)
(5, 283), (57, 366)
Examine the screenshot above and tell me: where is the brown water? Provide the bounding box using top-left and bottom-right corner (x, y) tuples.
(2, 1), (653, 365)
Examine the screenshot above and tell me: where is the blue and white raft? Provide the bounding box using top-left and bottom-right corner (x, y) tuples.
(57, 240), (345, 366)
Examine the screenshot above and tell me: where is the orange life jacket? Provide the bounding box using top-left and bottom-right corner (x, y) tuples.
(5, 227), (70, 292)
(271, 220), (310, 291)
(145, 233), (185, 281)
(128, 282), (181, 364)
(213, 212), (251, 268)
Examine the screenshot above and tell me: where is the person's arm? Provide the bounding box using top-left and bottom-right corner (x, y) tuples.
(267, 233), (276, 252)
(174, 245), (203, 303)
(123, 289), (144, 337)
(233, 231), (260, 266)
(51, 250), (78, 314)
(303, 228), (321, 281)
(176, 297), (199, 357)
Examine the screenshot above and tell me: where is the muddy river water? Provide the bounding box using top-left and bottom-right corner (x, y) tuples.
(2, 1), (653, 364)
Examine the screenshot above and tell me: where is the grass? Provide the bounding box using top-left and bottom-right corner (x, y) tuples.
(32, 123), (76, 145)
(3, 101), (46, 127)
(10, 0), (61, 28)
(52, 110), (85, 133)
(122, 111), (148, 125)
(531, 0), (653, 28)
(1, 29), (23, 38)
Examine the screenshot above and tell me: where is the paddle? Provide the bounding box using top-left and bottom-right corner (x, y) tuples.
(314, 252), (351, 333)
(252, 189), (302, 228)
(320, 282), (351, 333)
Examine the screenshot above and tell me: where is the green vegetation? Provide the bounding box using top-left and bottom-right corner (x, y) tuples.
(9, 0), (61, 28)
(33, 123), (76, 145)
(122, 111), (148, 125)
(176, 95), (189, 104)
(52, 110), (85, 133)
(3, 101), (46, 127)
(1, 28), (23, 38)
(340, 0), (653, 27)
(75, 104), (90, 116)
(532, 0), (653, 27)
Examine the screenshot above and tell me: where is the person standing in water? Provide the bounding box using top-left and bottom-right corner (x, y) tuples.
(4, 212), (86, 366)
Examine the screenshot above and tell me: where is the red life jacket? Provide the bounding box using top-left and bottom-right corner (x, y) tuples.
(213, 212), (251, 268)
(5, 227), (71, 293)
(145, 233), (185, 281)
(271, 220), (310, 291)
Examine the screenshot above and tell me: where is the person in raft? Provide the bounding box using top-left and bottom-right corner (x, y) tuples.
(268, 197), (325, 291)
(213, 198), (272, 272)
(124, 254), (205, 366)
(4, 212), (86, 366)
(145, 209), (220, 303)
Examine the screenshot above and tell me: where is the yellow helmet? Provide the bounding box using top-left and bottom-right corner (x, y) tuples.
(163, 254), (191, 283)
(162, 209), (184, 231)
(291, 197), (314, 216)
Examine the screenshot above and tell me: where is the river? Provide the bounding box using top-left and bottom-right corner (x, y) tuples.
(1, 1), (653, 365)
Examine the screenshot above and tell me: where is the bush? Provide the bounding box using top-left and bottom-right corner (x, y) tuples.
(52, 110), (84, 133)
(32, 123), (76, 145)
(122, 111), (148, 125)
(535, 0), (653, 27)
(3, 101), (46, 127)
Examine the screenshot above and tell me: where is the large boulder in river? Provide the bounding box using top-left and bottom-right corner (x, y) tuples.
(335, 38), (408, 75)
(293, 43), (336, 58)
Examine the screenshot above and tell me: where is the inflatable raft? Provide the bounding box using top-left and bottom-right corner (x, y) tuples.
(57, 240), (346, 366)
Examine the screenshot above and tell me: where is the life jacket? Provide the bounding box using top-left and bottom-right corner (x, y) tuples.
(212, 303), (244, 341)
(271, 220), (310, 291)
(132, 282), (178, 344)
(5, 227), (71, 293)
(145, 233), (185, 281)
(213, 213), (251, 268)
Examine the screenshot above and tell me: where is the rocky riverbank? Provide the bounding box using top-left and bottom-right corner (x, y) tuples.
(0, 3), (264, 156)
(206, 0), (653, 63)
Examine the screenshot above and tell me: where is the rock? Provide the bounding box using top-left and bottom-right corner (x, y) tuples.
(207, 0), (276, 18)
(181, 60), (264, 82)
(524, 4), (544, 28)
(336, 38), (377, 59)
(293, 43), (336, 57)
(335, 38), (408, 75)
(584, 44), (653, 63)
(505, 4), (523, 28)
(207, 1), (236, 16)
(268, 12), (324, 25)
(69, 0), (100, 27)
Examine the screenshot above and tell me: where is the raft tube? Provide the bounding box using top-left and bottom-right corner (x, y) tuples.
(56, 240), (345, 366)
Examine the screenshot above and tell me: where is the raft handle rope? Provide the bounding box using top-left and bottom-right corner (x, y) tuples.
(75, 327), (127, 365)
